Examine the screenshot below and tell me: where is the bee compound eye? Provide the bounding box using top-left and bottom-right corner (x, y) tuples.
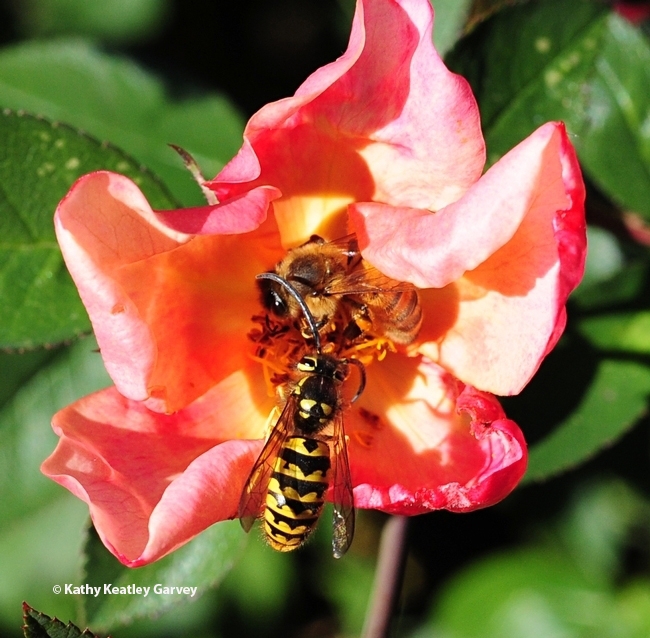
(269, 290), (288, 315)
(259, 279), (288, 316)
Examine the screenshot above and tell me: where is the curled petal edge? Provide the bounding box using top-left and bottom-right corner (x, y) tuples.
(350, 122), (584, 290)
(42, 436), (263, 567)
(154, 185), (281, 235)
(353, 385), (527, 515)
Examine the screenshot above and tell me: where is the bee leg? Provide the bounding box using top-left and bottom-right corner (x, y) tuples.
(348, 303), (373, 336)
(342, 320), (362, 342)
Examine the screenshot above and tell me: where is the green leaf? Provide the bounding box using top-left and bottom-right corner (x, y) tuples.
(0, 110), (176, 350)
(572, 260), (648, 310)
(0, 40), (245, 205)
(577, 15), (650, 219)
(559, 480), (648, 585)
(23, 603), (106, 638)
(579, 226), (625, 289)
(13, 0), (169, 44)
(415, 479), (650, 638)
(0, 348), (56, 411)
(430, 0), (472, 57)
(0, 496), (89, 629)
(323, 552), (374, 636)
(417, 548), (601, 638)
(0, 337), (110, 525)
(524, 359), (650, 483)
(579, 312), (650, 353)
(448, 0), (608, 160)
(82, 521), (245, 630)
(218, 531), (294, 626)
(571, 226), (647, 310)
(0, 339), (109, 628)
(449, 1), (650, 219)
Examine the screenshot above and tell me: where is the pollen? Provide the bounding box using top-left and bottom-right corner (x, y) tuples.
(248, 301), (401, 403)
(248, 313), (308, 397)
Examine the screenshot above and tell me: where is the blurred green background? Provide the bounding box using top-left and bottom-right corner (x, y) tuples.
(1, 0), (650, 636)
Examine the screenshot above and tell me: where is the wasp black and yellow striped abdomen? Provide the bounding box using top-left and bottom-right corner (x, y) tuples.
(238, 349), (359, 557)
(263, 436), (331, 551)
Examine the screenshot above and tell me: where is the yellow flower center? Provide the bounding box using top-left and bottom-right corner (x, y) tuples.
(248, 310), (396, 398)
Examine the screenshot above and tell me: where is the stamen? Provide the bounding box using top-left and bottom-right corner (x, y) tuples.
(248, 354), (287, 398)
(339, 336), (397, 366)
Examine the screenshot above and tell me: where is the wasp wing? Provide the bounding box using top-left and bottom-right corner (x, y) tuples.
(330, 413), (355, 558)
(238, 397), (297, 532)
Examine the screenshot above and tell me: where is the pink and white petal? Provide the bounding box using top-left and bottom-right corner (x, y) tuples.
(55, 172), (191, 403)
(351, 122), (582, 290)
(543, 125), (587, 357)
(454, 386), (528, 508)
(56, 171), (287, 412)
(351, 0), (484, 210)
(209, 0), (484, 245)
(41, 368), (272, 565)
(57, 172), (192, 269)
(154, 185), (281, 235)
(415, 125), (585, 395)
(347, 355), (526, 514)
(116, 219), (285, 413)
(131, 438), (262, 566)
(230, 126), (376, 247)
(205, 1), (368, 205)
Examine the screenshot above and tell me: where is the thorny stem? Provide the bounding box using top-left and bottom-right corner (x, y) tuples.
(361, 515), (409, 638)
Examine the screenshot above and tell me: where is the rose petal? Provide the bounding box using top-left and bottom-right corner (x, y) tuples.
(56, 172), (286, 412)
(154, 185), (281, 235)
(351, 122), (579, 288)
(207, 0), (484, 246)
(351, 0), (484, 211)
(41, 366), (272, 565)
(347, 356), (526, 514)
(352, 123), (586, 395)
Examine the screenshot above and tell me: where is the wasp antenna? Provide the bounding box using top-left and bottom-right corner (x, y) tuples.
(256, 272), (322, 353)
(346, 358), (366, 403)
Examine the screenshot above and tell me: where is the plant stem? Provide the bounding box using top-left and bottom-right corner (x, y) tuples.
(361, 515), (409, 638)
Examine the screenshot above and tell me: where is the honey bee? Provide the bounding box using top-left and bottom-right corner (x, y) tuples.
(239, 273), (365, 557)
(257, 234), (423, 345)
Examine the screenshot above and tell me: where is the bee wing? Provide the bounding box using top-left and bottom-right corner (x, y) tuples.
(238, 397), (296, 532)
(324, 263), (415, 296)
(320, 234), (360, 258)
(330, 413), (355, 558)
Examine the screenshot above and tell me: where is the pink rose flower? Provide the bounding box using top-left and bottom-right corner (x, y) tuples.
(42, 0), (586, 566)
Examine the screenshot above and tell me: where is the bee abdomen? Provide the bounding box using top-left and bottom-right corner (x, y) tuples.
(263, 436), (331, 552)
(393, 289), (423, 334)
(365, 288), (423, 344)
